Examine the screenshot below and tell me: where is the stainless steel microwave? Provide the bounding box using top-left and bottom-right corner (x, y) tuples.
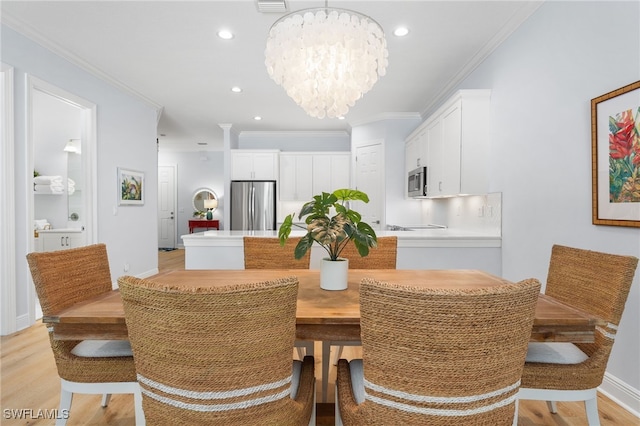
(408, 167), (427, 197)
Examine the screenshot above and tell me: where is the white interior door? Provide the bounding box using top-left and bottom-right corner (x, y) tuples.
(355, 143), (384, 230)
(158, 165), (176, 249)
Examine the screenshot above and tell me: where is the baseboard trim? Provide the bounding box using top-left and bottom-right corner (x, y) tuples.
(15, 313), (31, 332)
(137, 268), (160, 279)
(599, 372), (640, 418)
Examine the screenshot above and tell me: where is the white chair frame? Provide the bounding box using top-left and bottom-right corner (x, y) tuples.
(516, 387), (600, 426)
(321, 340), (359, 402)
(57, 379), (144, 426)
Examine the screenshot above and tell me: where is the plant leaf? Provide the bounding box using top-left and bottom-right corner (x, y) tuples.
(294, 234), (315, 259)
(278, 214), (294, 245)
(333, 188), (370, 203)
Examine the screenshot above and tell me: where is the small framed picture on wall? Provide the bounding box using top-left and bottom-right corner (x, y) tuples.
(118, 168), (144, 206)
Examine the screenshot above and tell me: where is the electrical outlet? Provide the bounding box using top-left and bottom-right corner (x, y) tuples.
(478, 206), (484, 217)
(124, 262), (130, 272)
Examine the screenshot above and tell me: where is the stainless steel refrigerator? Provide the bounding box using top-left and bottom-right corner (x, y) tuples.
(230, 180), (277, 231)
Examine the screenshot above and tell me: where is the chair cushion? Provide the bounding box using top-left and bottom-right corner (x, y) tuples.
(70, 340), (133, 357)
(525, 342), (589, 364)
(349, 359), (366, 404)
(291, 360), (302, 399)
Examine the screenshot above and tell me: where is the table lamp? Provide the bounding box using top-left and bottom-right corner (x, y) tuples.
(204, 199), (217, 220)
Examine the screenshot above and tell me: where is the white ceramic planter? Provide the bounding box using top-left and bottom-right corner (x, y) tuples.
(320, 257), (349, 291)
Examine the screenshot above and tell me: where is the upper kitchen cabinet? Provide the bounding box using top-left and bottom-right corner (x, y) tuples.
(230, 150), (279, 180)
(279, 152), (350, 200)
(405, 128), (427, 173)
(312, 153), (350, 194)
(279, 153), (313, 201)
(406, 90), (490, 197)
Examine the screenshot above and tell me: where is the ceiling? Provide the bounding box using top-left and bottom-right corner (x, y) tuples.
(1, 1), (542, 151)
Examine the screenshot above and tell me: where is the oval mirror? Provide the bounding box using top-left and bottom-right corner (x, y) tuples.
(192, 188), (218, 215)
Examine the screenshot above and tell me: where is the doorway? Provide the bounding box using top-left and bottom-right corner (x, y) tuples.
(26, 76), (97, 325)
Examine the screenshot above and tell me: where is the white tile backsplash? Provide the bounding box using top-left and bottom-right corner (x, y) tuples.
(419, 192), (501, 236)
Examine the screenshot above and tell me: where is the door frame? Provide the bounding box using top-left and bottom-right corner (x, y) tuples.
(1, 63), (16, 335)
(26, 75), (97, 325)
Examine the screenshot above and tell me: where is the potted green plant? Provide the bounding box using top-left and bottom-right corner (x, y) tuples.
(278, 189), (377, 290)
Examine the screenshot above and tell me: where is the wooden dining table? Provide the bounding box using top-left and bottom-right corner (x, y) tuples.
(42, 269), (604, 344)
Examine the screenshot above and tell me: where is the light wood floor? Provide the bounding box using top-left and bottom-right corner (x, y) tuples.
(0, 248), (635, 425)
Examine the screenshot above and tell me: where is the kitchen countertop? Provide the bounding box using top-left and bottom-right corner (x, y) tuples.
(181, 228), (501, 248)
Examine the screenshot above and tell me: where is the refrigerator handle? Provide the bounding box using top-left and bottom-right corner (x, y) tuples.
(250, 185), (255, 230)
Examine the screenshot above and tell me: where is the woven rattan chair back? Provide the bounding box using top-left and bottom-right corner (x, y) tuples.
(522, 244), (638, 390)
(243, 236), (311, 269)
(118, 275), (314, 425)
(26, 244), (136, 384)
(339, 236), (397, 269)
(338, 278), (541, 425)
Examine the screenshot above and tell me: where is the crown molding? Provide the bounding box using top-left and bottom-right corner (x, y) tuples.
(1, 12), (164, 113)
(421, 1), (544, 116)
(238, 130), (350, 138)
(349, 112), (423, 128)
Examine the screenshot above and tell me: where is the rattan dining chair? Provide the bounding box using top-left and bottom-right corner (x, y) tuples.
(335, 277), (541, 425)
(243, 236), (311, 269)
(26, 244), (144, 426)
(244, 236), (314, 359)
(118, 275), (316, 426)
(517, 245), (638, 425)
(321, 236), (398, 402)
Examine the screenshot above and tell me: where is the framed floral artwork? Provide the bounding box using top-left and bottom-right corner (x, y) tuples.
(591, 81), (640, 227)
(118, 168), (144, 205)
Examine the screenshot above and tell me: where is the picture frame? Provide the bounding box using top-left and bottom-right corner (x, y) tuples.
(591, 81), (640, 228)
(118, 168), (145, 205)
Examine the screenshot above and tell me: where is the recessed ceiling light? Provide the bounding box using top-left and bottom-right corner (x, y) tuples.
(217, 29), (234, 40)
(231, 86), (242, 93)
(393, 27), (409, 37)
(254, 116), (262, 120)
(338, 116), (345, 120)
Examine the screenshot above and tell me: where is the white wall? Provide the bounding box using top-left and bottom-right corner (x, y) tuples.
(238, 131), (350, 152)
(2, 24), (159, 329)
(455, 1), (640, 409)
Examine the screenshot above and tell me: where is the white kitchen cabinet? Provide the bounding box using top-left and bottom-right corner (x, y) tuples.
(231, 150), (279, 180)
(408, 89), (490, 197)
(425, 117), (444, 196)
(405, 128), (427, 174)
(279, 153), (313, 200)
(37, 229), (85, 252)
(312, 153), (350, 194)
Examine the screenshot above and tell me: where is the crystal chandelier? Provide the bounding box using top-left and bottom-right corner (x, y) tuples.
(265, 6), (388, 119)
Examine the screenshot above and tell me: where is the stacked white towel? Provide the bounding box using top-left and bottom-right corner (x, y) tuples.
(34, 175), (63, 185)
(34, 176), (64, 194)
(68, 178), (76, 195)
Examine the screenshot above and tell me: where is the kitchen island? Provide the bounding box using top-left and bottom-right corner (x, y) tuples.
(181, 229), (502, 275)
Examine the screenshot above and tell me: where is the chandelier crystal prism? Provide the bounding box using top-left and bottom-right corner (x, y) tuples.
(265, 7), (389, 119)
